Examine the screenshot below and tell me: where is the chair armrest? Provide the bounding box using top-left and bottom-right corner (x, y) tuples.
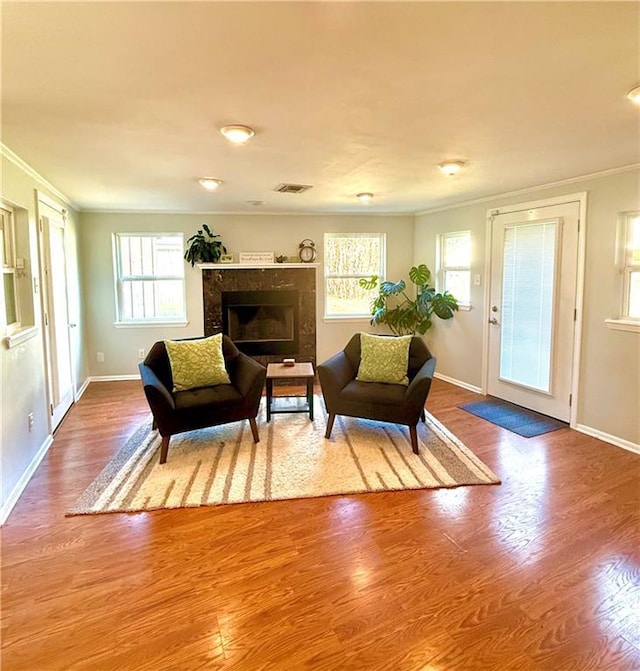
(403, 357), (436, 411)
(139, 362), (175, 413)
(230, 353), (267, 399)
(317, 351), (355, 395)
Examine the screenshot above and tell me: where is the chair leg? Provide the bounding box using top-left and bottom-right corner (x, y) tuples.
(325, 413), (336, 439)
(249, 417), (260, 443)
(159, 435), (170, 464)
(409, 425), (419, 455)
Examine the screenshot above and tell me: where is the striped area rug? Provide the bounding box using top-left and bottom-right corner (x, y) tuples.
(68, 400), (500, 515)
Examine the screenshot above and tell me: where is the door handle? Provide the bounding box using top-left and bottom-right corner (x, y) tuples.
(489, 318), (499, 325)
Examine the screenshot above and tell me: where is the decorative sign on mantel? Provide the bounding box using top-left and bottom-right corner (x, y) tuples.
(239, 251), (275, 264)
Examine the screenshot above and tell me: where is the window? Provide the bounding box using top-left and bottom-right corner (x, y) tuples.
(622, 213), (640, 320)
(324, 233), (386, 318)
(437, 230), (471, 306)
(114, 233), (185, 324)
(0, 205), (19, 333)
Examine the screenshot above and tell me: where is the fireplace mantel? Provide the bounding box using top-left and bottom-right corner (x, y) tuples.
(198, 263), (319, 270)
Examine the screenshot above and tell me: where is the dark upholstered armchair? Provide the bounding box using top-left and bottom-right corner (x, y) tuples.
(139, 336), (266, 464)
(317, 334), (436, 455)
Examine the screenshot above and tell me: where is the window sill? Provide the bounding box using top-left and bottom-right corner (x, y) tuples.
(323, 316), (372, 323)
(604, 318), (640, 333)
(114, 320), (189, 329)
(457, 304), (472, 311)
(3, 325), (38, 349)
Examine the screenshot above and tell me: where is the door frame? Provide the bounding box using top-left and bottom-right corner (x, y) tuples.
(481, 192), (587, 428)
(36, 190), (76, 432)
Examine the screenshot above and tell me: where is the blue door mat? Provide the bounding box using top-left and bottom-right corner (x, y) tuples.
(458, 398), (568, 437)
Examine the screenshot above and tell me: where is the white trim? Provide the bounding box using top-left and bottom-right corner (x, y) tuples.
(75, 377), (91, 401)
(571, 193), (588, 429)
(482, 193), (587, 428)
(89, 375), (140, 382)
(416, 164), (639, 216)
(2, 325), (38, 349)
(37, 191), (66, 216)
(434, 372), (483, 395)
(0, 434), (54, 526)
(488, 192), (587, 214)
(82, 208), (413, 217)
(3, 141), (636, 219)
(1, 144), (77, 209)
(604, 318), (640, 333)
(198, 262), (319, 270)
(481, 212), (493, 395)
(114, 321), (189, 329)
(323, 317), (371, 324)
(575, 424), (640, 456)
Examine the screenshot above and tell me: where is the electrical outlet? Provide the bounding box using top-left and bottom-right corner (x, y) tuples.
(138, 348), (145, 359)
(97, 352), (105, 363)
(28, 412), (34, 432)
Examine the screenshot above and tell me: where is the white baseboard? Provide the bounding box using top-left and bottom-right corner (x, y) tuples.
(575, 424), (640, 456)
(434, 372), (483, 395)
(75, 377), (90, 400)
(89, 375), (141, 382)
(0, 434), (54, 526)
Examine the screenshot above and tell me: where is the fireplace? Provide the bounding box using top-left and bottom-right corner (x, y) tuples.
(222, 290), (299, 356)
(202, 266), (316, 368)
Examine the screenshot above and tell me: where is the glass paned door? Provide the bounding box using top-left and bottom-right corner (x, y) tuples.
(487, 200), (580, 422)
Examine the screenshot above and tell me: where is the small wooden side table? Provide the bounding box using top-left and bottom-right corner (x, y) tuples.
(266, 362), (315, 421)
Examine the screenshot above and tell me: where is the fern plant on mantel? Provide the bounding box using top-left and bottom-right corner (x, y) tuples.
(184, 224), (227, 266)
(359, 264), (459, 336)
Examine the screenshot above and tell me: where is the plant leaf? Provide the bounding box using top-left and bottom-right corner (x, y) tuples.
(430, 292), (459, 319)
(359, 275), (378, 291)
(409, 264), (431, 286)
(379, 279), (405, 296)
(416, 318), (432, 334)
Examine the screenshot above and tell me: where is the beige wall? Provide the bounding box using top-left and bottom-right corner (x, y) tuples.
(414, 167), (640, 446)
(1, 155), (87, 513)
(79, 212), (415, 375)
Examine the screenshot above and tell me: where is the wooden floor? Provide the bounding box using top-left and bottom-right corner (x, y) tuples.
(1, 380), (639, 670)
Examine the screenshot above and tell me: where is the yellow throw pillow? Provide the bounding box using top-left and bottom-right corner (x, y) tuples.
(165, 334), (230, 391)
(356, 332), (412, 385)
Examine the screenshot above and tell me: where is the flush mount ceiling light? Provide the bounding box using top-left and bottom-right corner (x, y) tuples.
(198, 178), (222, 191)
(438, 160), (466, 176)
(356, 192), (374, 203)
(220, 124), (255, 144)
(626, 86), (640, 105)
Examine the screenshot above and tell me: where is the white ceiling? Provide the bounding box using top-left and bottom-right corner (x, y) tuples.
(2, 1), (639, 214)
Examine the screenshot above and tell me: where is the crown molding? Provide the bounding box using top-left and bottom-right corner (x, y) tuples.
(415, 163), (640, 216)
(3, 141), (636, 219)
(79, 208), (414, 217)
(0, 143), (78, 210)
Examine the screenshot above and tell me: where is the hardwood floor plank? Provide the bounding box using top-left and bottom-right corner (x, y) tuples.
(1, 379), (639, 670)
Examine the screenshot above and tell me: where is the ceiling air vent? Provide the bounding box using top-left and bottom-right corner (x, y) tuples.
(274, 183), (313, 194)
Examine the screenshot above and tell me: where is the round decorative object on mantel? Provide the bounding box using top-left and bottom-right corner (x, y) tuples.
(298, 239), (317, 263)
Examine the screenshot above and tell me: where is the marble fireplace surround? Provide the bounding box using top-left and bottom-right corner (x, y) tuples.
(201, 264), (317, 367)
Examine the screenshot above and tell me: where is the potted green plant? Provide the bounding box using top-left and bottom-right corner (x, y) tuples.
(359, 264), (458, 335)
(184, 224), (227, 266)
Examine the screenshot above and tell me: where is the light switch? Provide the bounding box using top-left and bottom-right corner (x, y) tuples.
(473, 273), (481, 286)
